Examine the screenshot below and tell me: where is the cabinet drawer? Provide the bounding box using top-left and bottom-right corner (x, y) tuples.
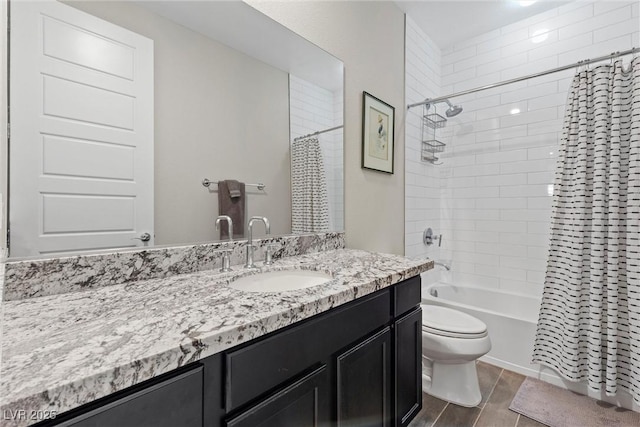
(53, 365), (203, 427)
(225, 290), (391, 412)
(225, 365), (329, 427)
(393, 276), (421, 317)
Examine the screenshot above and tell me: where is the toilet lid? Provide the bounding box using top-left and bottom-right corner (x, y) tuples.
(422, 306), (488, 338)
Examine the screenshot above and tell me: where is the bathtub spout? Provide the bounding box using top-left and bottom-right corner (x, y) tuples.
(435, 261), (451, 271)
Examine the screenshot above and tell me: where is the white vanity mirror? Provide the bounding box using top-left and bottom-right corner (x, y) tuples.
(5, 0), (344, 259)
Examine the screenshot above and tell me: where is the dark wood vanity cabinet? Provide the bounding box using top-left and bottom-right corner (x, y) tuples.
(47, 366), (204, 427)
(38, 276), (421, 427)
(225, 365), (330, 427)
(394, 308), (423, 427)
(336, 327), (393, 427)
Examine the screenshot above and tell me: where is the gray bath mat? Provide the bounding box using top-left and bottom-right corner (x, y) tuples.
(509, 377), (640, 427)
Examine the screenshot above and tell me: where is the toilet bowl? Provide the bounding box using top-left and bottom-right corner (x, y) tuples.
(421, 305), (491, 407)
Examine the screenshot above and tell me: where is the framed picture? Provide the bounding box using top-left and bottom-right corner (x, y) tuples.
(362, 92), (395, 174)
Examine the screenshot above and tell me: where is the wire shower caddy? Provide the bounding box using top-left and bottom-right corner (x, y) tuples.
(421, 104), (446, 164)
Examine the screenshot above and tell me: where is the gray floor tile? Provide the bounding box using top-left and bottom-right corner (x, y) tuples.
(474, 370), (526, 427)
(409, 362), (639, 427)
(408, 393), (448, 427)
(516, 414), (548, 427)
(476, 362), (503, 408)
(433, 404), (482, 427)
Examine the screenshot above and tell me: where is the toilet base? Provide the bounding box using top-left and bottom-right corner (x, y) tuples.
(423, 361), (482, 407)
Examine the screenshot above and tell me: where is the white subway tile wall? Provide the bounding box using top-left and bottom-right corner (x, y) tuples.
(289, 75), (344, 231)
(404, 16), (443, 287)
(405, 0), (639, 297)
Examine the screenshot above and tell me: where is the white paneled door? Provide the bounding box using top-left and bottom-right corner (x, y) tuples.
(10, 1), (154, 257)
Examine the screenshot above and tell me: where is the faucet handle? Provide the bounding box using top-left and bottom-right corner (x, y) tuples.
(213, 248), (233, 253)
(423, 228), (443, 247)
(214, 248), (233, 272)
(264, 243), (281, 266)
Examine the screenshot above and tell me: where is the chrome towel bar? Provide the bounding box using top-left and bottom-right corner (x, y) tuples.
(201, 178), (265, 191)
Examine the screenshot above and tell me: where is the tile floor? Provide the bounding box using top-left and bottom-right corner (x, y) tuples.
(408, 362), (546, 427)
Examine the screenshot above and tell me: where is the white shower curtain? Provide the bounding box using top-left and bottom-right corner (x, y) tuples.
(533, 57), (640, 402)
(291, 136), (330, 234)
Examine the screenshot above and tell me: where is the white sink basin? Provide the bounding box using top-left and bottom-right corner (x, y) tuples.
(228, 270), (332, 292)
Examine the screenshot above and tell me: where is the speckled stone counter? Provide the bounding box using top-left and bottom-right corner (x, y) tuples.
(0, 249), (432, 426)
(3, 233), (345, 301)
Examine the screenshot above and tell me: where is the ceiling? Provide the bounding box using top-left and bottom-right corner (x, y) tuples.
(396, 0), (572, 49)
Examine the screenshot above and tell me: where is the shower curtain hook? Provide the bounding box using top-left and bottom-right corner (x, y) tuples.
(610, 51), (620, 66)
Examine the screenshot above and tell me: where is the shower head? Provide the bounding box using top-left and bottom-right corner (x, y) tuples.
(444, 99), (463, 117)
(446, 105), (463, 117)
(423, 98), (463, 117)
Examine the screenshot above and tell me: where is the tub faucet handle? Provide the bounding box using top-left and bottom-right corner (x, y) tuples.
(423, 228), (443, 246)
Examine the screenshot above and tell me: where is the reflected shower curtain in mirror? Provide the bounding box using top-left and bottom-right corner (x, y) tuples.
(533, 57), (640, 403)
(291, 137), (330, 233)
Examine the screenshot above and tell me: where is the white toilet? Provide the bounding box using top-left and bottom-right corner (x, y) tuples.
(421, 305), (491, 407)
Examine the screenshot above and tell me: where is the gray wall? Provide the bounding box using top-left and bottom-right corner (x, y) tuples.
(66, 1), (292, 244)
(247, 1), (406, 255)
(0, 1), (7, 253)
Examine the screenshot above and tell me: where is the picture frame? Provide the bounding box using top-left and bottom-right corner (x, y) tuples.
(362, 91), (395, 174)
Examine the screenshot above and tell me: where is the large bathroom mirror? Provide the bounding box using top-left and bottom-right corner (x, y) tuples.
(6, 0), (344, 259)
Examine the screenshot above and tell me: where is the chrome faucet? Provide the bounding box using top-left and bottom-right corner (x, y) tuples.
(215, 215), (234, 272)
(245, 216), (270, 268)
(215, 215), (234, 241)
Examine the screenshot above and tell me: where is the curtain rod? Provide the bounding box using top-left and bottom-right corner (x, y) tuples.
(407, 47), (640, 110)
(293, 125), (344, 141)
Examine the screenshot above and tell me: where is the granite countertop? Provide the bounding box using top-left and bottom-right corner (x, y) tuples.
(0, 249), (432, 425)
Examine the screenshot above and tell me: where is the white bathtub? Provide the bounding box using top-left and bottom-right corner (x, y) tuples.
(422, 282), (542, 377)
(422, 282), (640, 411)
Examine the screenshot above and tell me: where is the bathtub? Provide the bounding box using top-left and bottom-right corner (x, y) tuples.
(422, 282), (542, 377)
(422, 282), (640, 411)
